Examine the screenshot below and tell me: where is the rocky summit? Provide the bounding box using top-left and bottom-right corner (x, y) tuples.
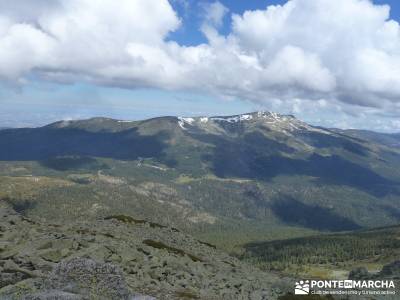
(0, 202), (289, 299)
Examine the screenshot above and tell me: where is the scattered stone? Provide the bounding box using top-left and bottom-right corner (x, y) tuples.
(43, 258), (130, 299)
(22, 290), (83, 300)
(348, 267), (371, 280)
(0, 203), (286, 299)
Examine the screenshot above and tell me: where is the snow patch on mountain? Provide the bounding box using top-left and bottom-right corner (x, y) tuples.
(210, 114), (253, 123)
(178, 117), (195, 130)
(176, 111), (332, 135)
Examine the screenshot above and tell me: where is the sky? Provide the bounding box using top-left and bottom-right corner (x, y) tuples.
(0, 0), (400, 132)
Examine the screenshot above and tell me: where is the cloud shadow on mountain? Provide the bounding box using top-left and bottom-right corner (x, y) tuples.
(298, 131), (369, 156)
(270, 195), (361, 231)
(0, 127), (173, 169)
(190, 131), (399, 197)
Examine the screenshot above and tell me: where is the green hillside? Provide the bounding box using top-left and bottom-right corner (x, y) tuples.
(242, 225), (400, 279)
(0, 112), (400, 251)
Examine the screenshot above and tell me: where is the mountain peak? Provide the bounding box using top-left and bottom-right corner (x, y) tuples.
(178, 111), (296, 125)
(176, 111), (304, 133)
(174, 111), (337, 137)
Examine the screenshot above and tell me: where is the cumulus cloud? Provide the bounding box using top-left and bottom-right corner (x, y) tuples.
(229, 0), (400, 106)
(0, 0), (400, 126)
(201, 1), (228, 28)
(0, 0), (181, 82)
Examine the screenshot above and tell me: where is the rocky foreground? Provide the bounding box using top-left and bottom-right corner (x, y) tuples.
(0, 202), (290, 299)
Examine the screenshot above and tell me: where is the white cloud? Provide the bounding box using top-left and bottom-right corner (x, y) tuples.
(202, 1), (228, 28)
(1, 0), (400, 130)
(0, 0), (181, 82)
(260, 45), (336, 93)
(229, 0), (400, 106)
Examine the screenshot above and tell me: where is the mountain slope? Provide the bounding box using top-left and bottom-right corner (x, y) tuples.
(242, 224), (400, 280)
(0, 202), (288, 299)
(336, 129), (400, 148)
(0, 112), (400, 247)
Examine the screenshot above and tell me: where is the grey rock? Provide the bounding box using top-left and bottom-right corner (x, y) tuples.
(0, 203), (286, 300)
(46, 258), (131, 300)
(130, 295), (156, 300)
(0, 270), (30, 288)
(22, 290), (83, 300)
(348, 266), (371, 280)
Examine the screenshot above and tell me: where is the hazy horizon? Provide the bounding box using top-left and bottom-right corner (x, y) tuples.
(1, 0), (400, 132)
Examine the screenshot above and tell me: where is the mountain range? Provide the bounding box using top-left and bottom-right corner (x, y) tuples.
(1, 111), (399, 235)
(1, 111), (400, 298)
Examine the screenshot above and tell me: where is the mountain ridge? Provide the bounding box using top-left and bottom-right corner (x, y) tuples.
(12, 110), (398, 136)
(2, 112), (399, 143)
(0, 110), (400, 250)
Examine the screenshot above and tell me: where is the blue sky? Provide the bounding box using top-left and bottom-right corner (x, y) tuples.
(170, 0), (400, 45)
(169, 1), (289, 45)
(1, 0), (400, 132)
